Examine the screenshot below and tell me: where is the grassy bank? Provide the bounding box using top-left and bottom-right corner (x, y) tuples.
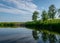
(25, 19), (60, 33)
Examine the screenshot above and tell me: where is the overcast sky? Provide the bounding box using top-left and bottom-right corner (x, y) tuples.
(0, 0), (60, 22)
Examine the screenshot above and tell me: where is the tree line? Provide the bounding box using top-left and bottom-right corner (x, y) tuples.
(25, 4), (60, 30)
(32, 4), (60, 21)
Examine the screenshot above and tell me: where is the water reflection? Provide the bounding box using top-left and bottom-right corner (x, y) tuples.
(42, 31), (49, 43)
(32, 30), (39, 40)
(32, 29), (60, 43)
(0, 28), (60, 43)
(49, 34), (57, 43)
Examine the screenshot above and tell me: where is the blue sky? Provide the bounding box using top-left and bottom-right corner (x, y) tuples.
(0, 0), (60, 22)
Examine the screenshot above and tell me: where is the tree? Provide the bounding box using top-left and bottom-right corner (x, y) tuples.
(48, 5), (56, 19)
(32, 11), (39, 21)
(58, 9), (60, 17)
(42, 10), (48, 21)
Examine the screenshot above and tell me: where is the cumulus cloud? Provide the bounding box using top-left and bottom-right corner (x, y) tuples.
(0, 0), (39, 14)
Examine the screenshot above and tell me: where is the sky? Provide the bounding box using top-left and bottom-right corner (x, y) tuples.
(0, 0), (60, 22)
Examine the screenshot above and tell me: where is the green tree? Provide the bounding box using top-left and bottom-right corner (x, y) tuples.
(32, 11), (39, 21)
(48, 5), (56, 19)
(42, 10), (48, 21)
(58, 9), (60, 17)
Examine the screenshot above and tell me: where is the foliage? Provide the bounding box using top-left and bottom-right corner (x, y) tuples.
(25, 19), (60, 33)
(0, 22), (24, 27)
(48, 5), (56, 19)
(58, 9), (60, 17)
(32, 11), (39, 21)
(42, 10), (48, 21)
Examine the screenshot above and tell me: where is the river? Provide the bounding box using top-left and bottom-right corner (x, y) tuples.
(0, 27), (60, 43)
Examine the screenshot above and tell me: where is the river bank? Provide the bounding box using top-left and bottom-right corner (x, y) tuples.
(25, 19), (60, 33)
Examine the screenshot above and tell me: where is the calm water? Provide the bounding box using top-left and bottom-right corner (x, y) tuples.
(0, 27), (60, 43)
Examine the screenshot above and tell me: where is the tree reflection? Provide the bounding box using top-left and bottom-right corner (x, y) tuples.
(32, 29), (58, 43)
(41, 31), (57, 43)
(32, 30), (39, 40)
(59, 39), (60, 43)
(42, 32), (48, 43)
(49, 34), (57, 43)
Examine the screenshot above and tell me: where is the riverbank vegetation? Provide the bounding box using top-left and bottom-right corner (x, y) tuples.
(25, 4), (60, 32)
(25, 19), (60, 32)
(0, 22), (25, 27)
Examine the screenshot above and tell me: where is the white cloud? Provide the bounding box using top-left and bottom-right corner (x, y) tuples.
(0, 0), (39, 14)
(0, 8), (31, 15)
(0, 4), (13, 8)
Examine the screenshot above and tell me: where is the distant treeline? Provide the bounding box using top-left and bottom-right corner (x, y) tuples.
(0, 22), (25, 27)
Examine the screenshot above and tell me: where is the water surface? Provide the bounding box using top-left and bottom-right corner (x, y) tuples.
(0, 27), (60, 43)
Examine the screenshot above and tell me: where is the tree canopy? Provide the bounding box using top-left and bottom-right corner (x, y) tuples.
(48, 5), (56, 19)
(32, 11), (39, 21)
(42, 10), (48, 21)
